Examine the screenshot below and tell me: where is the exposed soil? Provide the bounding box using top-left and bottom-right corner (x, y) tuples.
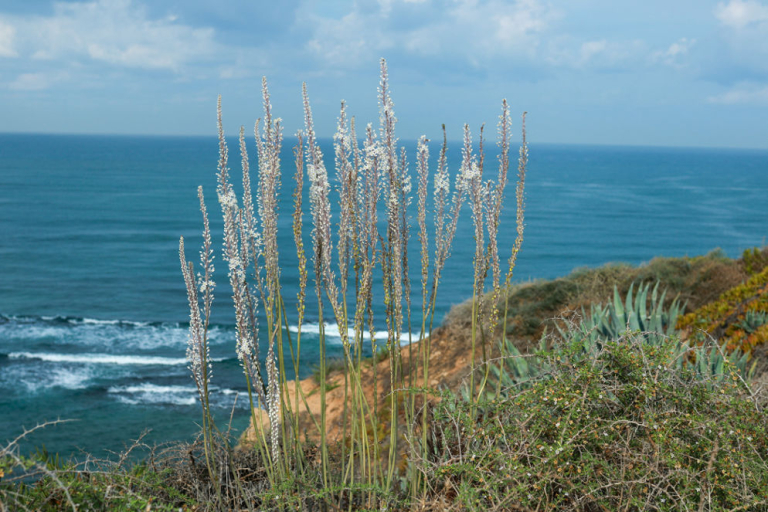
(240, 323), (471, 446)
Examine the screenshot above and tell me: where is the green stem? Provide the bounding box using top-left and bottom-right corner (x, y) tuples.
(244, 369), (275, 486)
(317, 298), (329, 489)
(279, 297), (304, 474)
(496, 287), (512, 398)
(469, 283), (479, 415)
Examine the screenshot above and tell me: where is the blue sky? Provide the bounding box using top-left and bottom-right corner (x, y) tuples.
(1, 0), (767, 148)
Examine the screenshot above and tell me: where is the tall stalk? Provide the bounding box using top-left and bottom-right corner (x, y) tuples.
(179, 234), (216, 488)
(291, 131), (308, 467)
(462, 124), (485, 406)
(302, 82), (333, 487)
(496, 112), (528, 397)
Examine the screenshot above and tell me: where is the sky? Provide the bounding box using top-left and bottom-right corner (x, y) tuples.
(0, 0), (767, 148)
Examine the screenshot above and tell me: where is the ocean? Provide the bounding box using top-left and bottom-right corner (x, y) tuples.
(1, 133), (766, 459)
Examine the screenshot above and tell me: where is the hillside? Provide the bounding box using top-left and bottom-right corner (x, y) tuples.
(242, 248), (768, 447)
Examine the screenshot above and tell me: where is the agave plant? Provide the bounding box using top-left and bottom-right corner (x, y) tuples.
(674, 339), (755, 384)
(735, 309), (768, 334)
(488, 336), (549, 391)
(490, 282), (755, 394)
(569, 282), (684, 347)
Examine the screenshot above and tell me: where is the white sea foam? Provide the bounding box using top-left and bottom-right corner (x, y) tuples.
(49, 368), (91, 389)
(288, 322), (427, 345)
(33, 316), (149, 327)
(0, 365), (92, 393)
(114, 395), (197, 406)
(0, 315), (231, 350)
(9, 352), (188, 366)
(109, 383), (198, 406)
(108, 384), (197, 394)
(11, 326), (64, 339)
(108, 383), (241, 406)
(81, 318), (129, 326)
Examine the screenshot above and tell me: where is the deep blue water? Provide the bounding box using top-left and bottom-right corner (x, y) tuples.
(1, 133), (766, 459)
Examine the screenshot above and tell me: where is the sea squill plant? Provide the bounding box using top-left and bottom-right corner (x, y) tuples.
(461, 106), (528, 405)
(179, 186), (217, 488)
(493, 108), (527, 398)
(463, 124), (486, 405)
(181, 59), (528, 505)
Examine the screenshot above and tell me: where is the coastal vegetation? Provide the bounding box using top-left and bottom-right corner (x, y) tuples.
(2, 59), (768, 511)
(3, 249), (768, 511)
(677, 254), (768, 357)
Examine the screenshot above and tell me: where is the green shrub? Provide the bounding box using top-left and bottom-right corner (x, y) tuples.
(743, 247), (768, 276)
(426, 336), (768, 511)
(0, 451), (192, 511)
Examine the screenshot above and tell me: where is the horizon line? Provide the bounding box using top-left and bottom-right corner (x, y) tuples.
(1, 130), (767, 152)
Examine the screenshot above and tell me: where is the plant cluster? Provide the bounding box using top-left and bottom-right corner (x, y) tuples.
(677, 263), (768, 353)
(742, 246), (768, 276)
(175, 58), (529, 508)
(491, 284), (755, 395)
(0, 426), (191, 511)
(424, 334), (768, 511)
(567, 282), (683, 346)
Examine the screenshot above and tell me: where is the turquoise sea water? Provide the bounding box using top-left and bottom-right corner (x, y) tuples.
(1, 133), (767, 459)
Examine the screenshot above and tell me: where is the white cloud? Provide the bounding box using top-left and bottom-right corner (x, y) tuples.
(574, 40), (646, 68)
(708, 84), (768, 104)
(542, 37), (647, 71)
(301, 0), (675, 76)
(579, 40), (608, 62)
(715, 0), (768, 29)
(0, 19), (17, 57)
(651, 38), (696, 67)
(710, 0), (768, 81)
(9, 0), (219, 72)
(303, 0), (558, 68)
(492, 0), (552, 48)
(305, 10), (394, 68)
(665, 38), (695, 57)
(8, 73), (55, 91)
